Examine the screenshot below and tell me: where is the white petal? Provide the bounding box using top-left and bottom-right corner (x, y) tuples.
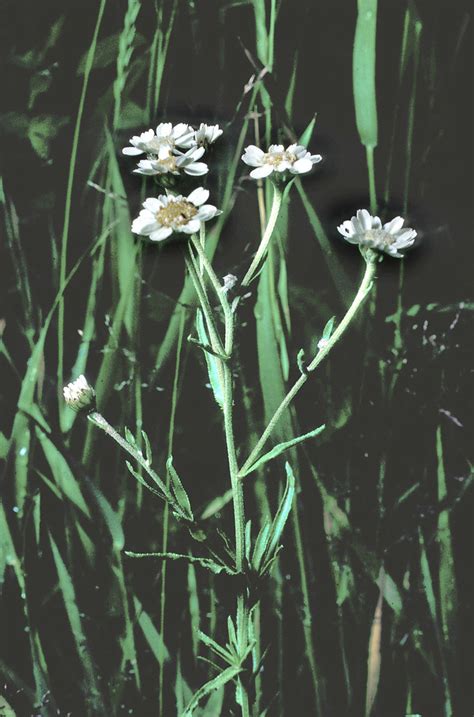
(149, 227), (173, 242)
(181, 145), (205, 161)
(291, 158), (313, 174)
(180, 220), (201, 235)
(268, 144), (284, 153)
(372, 216), (382, 229)
(384, 216), (405, 234)
(143, 198), (162, 212)
(310, 154), (322, 164)
(337, 221), (356, 238)
(197, 204), (218, 221)
(357, 209), (372, 231)
(123, 147), (144, 156)
(188, 187), (209, 206)
(156, 122), (172, 137)
(184, 162), (209, 176)
(394, 229), (416, 247)
(242, 145), (264, 166)
(250, 165), (274, 179)
(132, 211), (157, 235)
(351, 214), (364, 234)
(172, 123), (190, 138)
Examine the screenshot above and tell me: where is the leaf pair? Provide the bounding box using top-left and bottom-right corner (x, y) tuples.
(248, 463), (296, 577)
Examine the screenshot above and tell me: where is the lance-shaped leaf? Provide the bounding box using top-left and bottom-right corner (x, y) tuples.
(182, 665), (242, 717)
(239, 425), (325, 478)
(167, 455), (193, 521)
(265, 463), (296, 561)
(196, 309), (224, 409)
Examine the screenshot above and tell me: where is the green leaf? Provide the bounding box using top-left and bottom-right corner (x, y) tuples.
(265, 463), (296, 560)
(251, 522), (271, 572)
(353, 0), (378, 149)
(198, 631), (234, 665)
(76, 33), (143, 74)
(88, 482), (124, 551)
(298, 114), (316, 147)
(322, 316), (335, 342)
(239, 425), (325, 477)
(133, 596), (169, 667)
(196, 310), (224, 409)
(200, 490), (233, 520)
(182, 665), (241, 717)
(167, 456), (193, 520)
(49, 534), (102, 709)
(35, 428), (90, 518)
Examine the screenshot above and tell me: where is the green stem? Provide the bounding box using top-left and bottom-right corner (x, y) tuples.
(87, 411), (184, 518)
(241, 182), (283, 287)
(239, 256), (378, 476)
(186, 235), (250, 715)
(366, 146), (377, 215)
(190, 234), (234, 355)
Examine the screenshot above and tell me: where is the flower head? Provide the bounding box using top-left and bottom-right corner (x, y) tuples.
(133, 146), (208, 177)
(63, 375), (95, 411)
(242, 143), (322, 180)
(181, 123), (223, 149)
(337, 209), (417, 258)
(131, 188), (220, 242)
(122, 122), (194, 159)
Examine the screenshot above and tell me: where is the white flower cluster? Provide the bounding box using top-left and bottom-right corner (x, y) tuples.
(122, 122), (222, 177)
(126, 118), (417, 258)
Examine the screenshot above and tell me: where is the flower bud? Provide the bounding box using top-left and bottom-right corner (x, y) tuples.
(63, 375), (95, 411)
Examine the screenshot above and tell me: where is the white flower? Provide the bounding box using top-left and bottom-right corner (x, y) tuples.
(181, 123), (223, 149)
(122, 122), (194, 159)
(133, 146), (208, 177)
(63, 375), (95, 410)
(242, 143), (322, 179)
(131, 188), (221, 242)
(337, 209), (417, 258)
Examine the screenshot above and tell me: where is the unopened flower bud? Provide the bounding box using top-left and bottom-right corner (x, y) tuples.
(222, 274), (237, 293)
(63, 375), (95, 411)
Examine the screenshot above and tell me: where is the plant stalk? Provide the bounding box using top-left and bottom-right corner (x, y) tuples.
(239, 255), (378, 476)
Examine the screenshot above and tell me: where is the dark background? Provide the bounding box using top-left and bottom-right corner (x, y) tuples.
(1, 1), (472, 715)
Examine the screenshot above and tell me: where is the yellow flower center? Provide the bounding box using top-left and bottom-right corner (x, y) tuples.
(263, 150), (296, 166)
(363, 229), (395, 249)
(156, 200), (197, 228)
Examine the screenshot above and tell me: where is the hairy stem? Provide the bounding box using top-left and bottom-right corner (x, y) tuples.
(241, 181), (283, 287)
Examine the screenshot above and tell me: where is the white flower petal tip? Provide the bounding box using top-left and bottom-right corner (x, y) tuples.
(63, 375), (95, 411)
(337, 210), (417, 258)
(131, 188), (220, 243)
(242, 142), (322, 180)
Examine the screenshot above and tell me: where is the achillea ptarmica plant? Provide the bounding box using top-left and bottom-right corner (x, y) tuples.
(131, 187), (221, 242)
(337, 210), (417, 258)
(242, 143), (322, 179)
(63, 375), (95, 411)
